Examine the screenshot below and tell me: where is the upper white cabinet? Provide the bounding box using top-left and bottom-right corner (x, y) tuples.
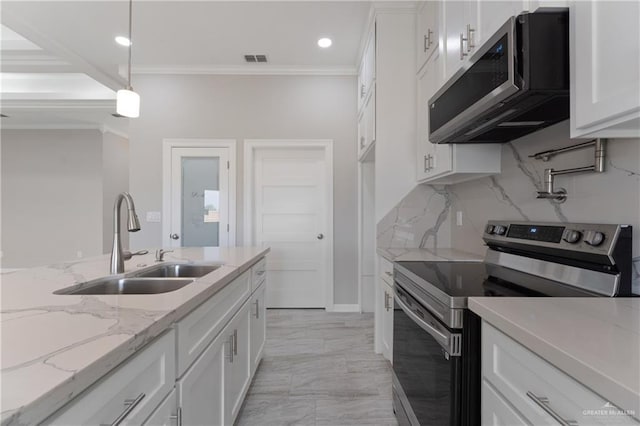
(358, 86), (376, 160)
(416, 49), (501, 184)
(476, 1), (528, 45)
(571, 0), (640, 138)
(416, 1), (440, 72)
(358, 25), (376, 113)
(442, 0), (480, 79)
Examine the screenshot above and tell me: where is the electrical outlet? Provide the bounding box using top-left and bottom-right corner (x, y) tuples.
(146, 211), (161, 223)
(456, 211), (463, 226)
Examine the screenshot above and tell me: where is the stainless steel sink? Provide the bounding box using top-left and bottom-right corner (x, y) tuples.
(132, 263), (221, 278)
(54, 277), (193, 295)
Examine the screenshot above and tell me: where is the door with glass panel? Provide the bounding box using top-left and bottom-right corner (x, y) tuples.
(169, 148), (229, 248)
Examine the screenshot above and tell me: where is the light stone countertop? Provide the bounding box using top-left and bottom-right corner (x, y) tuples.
(469, 297), (640, 419)
(0, 246), (269, 426)
(377, 247), (484, 262)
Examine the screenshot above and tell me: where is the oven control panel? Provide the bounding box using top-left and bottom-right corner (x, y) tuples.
(483, 220), (631, 258)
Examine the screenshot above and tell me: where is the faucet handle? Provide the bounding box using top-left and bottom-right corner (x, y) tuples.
(122, 250), (149, 261)
(155, 249), (173, 262)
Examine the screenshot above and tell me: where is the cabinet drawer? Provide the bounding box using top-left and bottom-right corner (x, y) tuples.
(251, 257), (266, 293)
(482, 380), (528, 426)
(46, 330), (175, 426)
(176, 270), (251, 377)
(483, 322), (639, 425)
(379, 257), (394, 285)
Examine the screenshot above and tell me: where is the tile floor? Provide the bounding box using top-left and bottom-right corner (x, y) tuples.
(236, 309), (398, 426)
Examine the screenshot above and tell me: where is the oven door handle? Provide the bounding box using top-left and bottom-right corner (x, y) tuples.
(394, 287), (462, 356)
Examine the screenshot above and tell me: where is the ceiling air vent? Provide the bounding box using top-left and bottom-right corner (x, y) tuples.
(244, 54), (268, 63)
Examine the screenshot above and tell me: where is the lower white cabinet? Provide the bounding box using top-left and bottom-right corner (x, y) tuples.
(482, 321), (639, 425)
(177, 329), (226, 426)
(250, 281), (266, 376)
(46, 330), (176, 426)
(143, 389), (178, 426)
(380, 278), (393, 362)
(224, 301), (252, 423)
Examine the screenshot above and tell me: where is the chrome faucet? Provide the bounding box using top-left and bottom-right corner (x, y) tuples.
(110, 192), (143, 274)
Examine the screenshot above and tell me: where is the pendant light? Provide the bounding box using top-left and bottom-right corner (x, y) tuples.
(116, 0), (140, 118)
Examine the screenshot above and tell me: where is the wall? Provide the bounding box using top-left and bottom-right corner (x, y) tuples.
(1, 129), (104, 268)
(102, 131), (130, 254)
(377, 121), (640, 293)
(128, 74), (359, 304)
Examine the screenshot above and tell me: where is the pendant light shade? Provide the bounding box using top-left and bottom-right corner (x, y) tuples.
(116, 88), (140, 118)
(116, 0), (140, 118)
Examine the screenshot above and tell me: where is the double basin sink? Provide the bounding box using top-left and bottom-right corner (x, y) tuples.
(54, 263), (222, 295)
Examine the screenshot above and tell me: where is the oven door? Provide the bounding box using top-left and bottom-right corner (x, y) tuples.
(392, 284), (463, 426)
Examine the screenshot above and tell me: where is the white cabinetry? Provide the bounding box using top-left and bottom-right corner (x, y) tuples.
(476, 1), (528, 45)
(46, 331), (176, 426)
(250, 282), (266, 376)
(376, 256), (394, 362)
(357, 26), (376, 114)
(482, 321), (640, 425)
(358, 87), (376, 160)
(177, 330), (225, 426)
(416, 50), (501, 184)
(224, 302), (251, 423)
(416, 1), (440, 72)
(442, 0), (480, 80)
(570, 0), (640, 138)
(358, 24), (377, 161)
(143, 389), (178, 426)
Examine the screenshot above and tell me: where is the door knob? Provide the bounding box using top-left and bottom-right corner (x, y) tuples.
(170, 233), (180, 240)
(317, 233), (324, 240)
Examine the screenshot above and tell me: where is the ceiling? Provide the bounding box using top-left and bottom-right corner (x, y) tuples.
(2, 1), (372, 79)
(0, 1), (373, 130)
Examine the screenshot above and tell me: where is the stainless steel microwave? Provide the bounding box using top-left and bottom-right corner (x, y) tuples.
(428, 10), (569, 144)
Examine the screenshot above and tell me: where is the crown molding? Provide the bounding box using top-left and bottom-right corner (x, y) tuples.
(130, 65), (357, 76)
(0, 123), (102, 131)
(0, 99), (115, 111)
(100, 124), (129, 140)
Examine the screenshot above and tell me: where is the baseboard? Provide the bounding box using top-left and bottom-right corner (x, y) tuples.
(331, 304), (361, 313)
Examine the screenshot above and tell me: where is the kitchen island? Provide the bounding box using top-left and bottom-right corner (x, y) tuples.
(1, 246), (269, 425)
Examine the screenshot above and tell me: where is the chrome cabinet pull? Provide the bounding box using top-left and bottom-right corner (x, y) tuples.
(385, 271), (393, 277)
(466, 24), (475, 51)
(233, 329), (238, 355)
(256, 269), (266, 276)
(360, 84), (366, 98)
(254, 299), (260, 319)
(169, 407), (182, 426)
(428, 154), (435, 170)
(526, 392), (578, 426)
(384, 291), (392, 311)
(226, 334), (234, 363)
(424, 154), (429, 172)
(426, 29), (433, 50)
(360, 136), (366, 149)
(110, 393), (145, 426)
(424, 34), (428, 52)
(460, 33), (469, 60)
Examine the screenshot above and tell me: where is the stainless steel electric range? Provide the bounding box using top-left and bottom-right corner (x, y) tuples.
(391, 221), (633, 426)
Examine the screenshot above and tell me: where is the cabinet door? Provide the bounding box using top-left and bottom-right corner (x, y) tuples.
(143, 389), (178, 426)
(357, 109), (366, 156)
(359, 87), (376, 160)
(443, 0), (479, 79)
(416, 1), (440, 72)
(363, 26), (376, 96)
(225, 302), (251, 424)
(357, 56), (366, 112)
(417, 51), (452, 182)
(250, 283), (267, 376)
(481, 381), (528, 426)
(177, 332), (226, 426)
(571, 0), (640, 137)
(379, 279), (393, 362)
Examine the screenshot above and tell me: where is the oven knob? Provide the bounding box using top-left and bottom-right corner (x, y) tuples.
(485, 225), (495, 235)
(562, 229), (582, 244)
(584, 230), (605, 247)
(494, 225), (507, 236)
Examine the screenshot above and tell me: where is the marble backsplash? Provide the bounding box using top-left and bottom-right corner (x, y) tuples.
(377, 122), (640, 293)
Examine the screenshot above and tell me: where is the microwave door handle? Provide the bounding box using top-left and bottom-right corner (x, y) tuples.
(393, 288), (459, 356)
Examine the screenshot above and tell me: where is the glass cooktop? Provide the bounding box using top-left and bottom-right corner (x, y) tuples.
(395, 261), (600, 299)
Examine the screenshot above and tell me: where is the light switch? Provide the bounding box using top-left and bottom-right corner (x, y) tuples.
(146, 211), (161, 223)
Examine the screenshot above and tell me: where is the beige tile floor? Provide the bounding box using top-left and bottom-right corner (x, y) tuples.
(236, 309), (398, 426)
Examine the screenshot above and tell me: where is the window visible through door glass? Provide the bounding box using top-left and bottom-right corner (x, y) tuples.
(181, 157), (220, 246)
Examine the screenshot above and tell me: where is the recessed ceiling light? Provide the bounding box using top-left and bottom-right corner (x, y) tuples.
(318, 38), (332, 48)
(115, 36), (131, 47)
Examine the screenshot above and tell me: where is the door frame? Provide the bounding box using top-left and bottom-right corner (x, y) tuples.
(243, 139), (334, 311)
(162, 139), (237, 248)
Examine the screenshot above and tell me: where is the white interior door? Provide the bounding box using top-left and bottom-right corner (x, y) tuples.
(169, 148), (229, 248)
(251, 146), (331, 308)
